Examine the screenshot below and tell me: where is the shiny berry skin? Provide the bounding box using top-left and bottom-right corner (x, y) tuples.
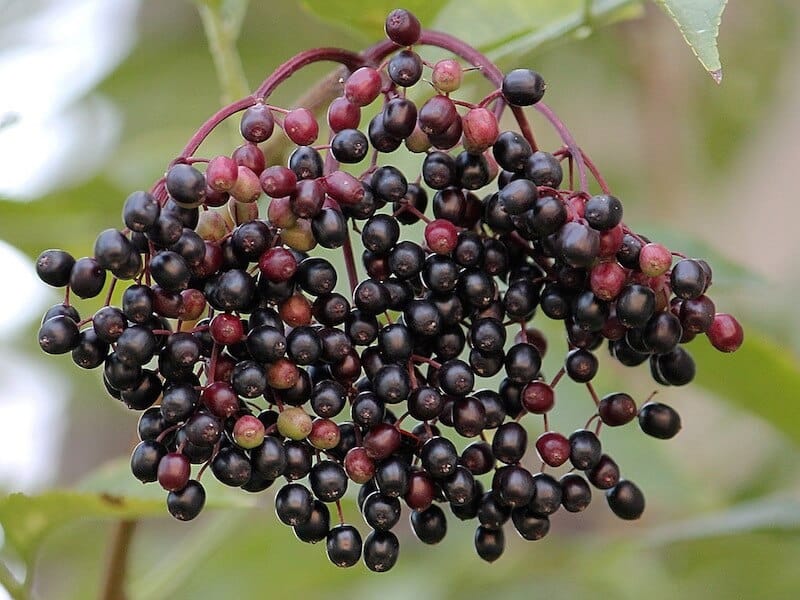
(560, 473), (592, 512)
(38, 316), (80, 354)
(387, 50), (423, 87)
(233, 415), (266, 449)
(606, 480), (645, 520)
(587, 454), (620, 490)
(584, 194), (623, 230)
(638, 402), (682, 439)
(157, 452), (191, 492)
(293, 500), (330, 543)
(424, 219), (458, 255)
(568, 429), (602, 470)
(384, 8), (421, 45)
(277, 407), (313, 440)
(275, 482), (314, 526)
(501, 69), (546, 106)
(670, 259), (707, 299)
(706, 313), (744, 352)
(598, 392), (637, 426)
(36, 249), (75, 287)
(521, 381), (555, 414)
(565, 348), (599, 383)
(345, 67), (383, 107)
(535, 431), (570, 467)
(167, 480), (206, 521)
(492, 422), (527, 465)
(639, 243), (672, 277)
(283, 108), (319, 145)
(474, 526), (505, 562)
(326, 525), (362, 568)
(410, 504), (447, 545)
(363, 530), (400, 572)
(209, 313), (244, 345)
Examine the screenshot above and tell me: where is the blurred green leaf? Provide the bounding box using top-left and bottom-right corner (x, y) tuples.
(647, 496), (800, 546)
(301, 0), (447, 39)
(692, 332), (800, 446)
(636, 225), (764, 292)
(0, 491), (162, 565)
(655, 0), (727, 81)
(435, 0), (643, 62)
(0, 458), (257, 565)
(195, 0), (251, 38)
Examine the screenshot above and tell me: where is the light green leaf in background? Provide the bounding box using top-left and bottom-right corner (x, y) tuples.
(0, 458), (257, 565)
(0, 491), (163, 565)
(647, 496), (800, 546)
(301, 0), (448, 39)
(655, 0), (727, 82)
(692, 332), (800, 447)
(434, 0), (643, 62)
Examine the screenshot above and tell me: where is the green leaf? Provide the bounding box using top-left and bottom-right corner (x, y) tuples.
(0, 458), (257, 564)
(654, 0), (727, 82)
(300, 0), (448, 39)
(647, 497), (800, 546)
(0, 491), (163, 565)
(434, 0), (643, 62)
(692, 332), (800, 446)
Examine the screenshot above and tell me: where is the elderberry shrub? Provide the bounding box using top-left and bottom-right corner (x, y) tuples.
(34, 7), (744, 571)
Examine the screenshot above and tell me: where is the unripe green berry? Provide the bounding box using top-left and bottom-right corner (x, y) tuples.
(233, 414), (266, 449)
(277, 407), (313, 440)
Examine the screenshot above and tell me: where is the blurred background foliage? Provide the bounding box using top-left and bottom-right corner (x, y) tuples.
(0, 0), (799, 598)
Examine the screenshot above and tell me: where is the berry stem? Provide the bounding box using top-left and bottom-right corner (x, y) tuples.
(550, 367), (566, 388)
(411, 354), (441, 369)
(177, 97), (258, 161)
(511, 106), (539, 151)
(585, 382), (601, 407)
(535, 102), (589, 192)
(341, 232), (360, 295)
(208, 342), (220, 383)
(100, 520), (137, 600)
(578, 148), (611, 194)
(254, 48), (369, 99)
(103, 277), (118, 307)
(335, 499), (345, 525)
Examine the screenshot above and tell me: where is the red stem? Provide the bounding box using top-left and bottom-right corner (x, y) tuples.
(177, 97), (258, 160)
(341, 234), (359, 295)
(534, 102), (589, 192)
(579, 149), (611, 194)
(255, 48), (369, 98)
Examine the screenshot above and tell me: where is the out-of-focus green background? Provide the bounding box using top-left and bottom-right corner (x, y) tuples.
(1, 0), (799, 598)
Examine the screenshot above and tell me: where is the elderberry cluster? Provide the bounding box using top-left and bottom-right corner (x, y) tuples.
(34, 8), (743, 571)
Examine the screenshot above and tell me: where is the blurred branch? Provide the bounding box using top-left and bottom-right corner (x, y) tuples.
(100, 520), (138, 600)
(0, 560), (27, 600)
(195, 0), (251, 106)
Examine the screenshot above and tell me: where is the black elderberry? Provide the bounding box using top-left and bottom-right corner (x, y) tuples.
(502, 69), (546, 106)
(639, 402), (682, 439)
(474, 526), (505, 562)
(275, 482), (314, 526)
(411, 504), (448, 544)
(167, 480), (206, 521)
(606, 480), (645, 520)
(294, 500), (330, 543)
